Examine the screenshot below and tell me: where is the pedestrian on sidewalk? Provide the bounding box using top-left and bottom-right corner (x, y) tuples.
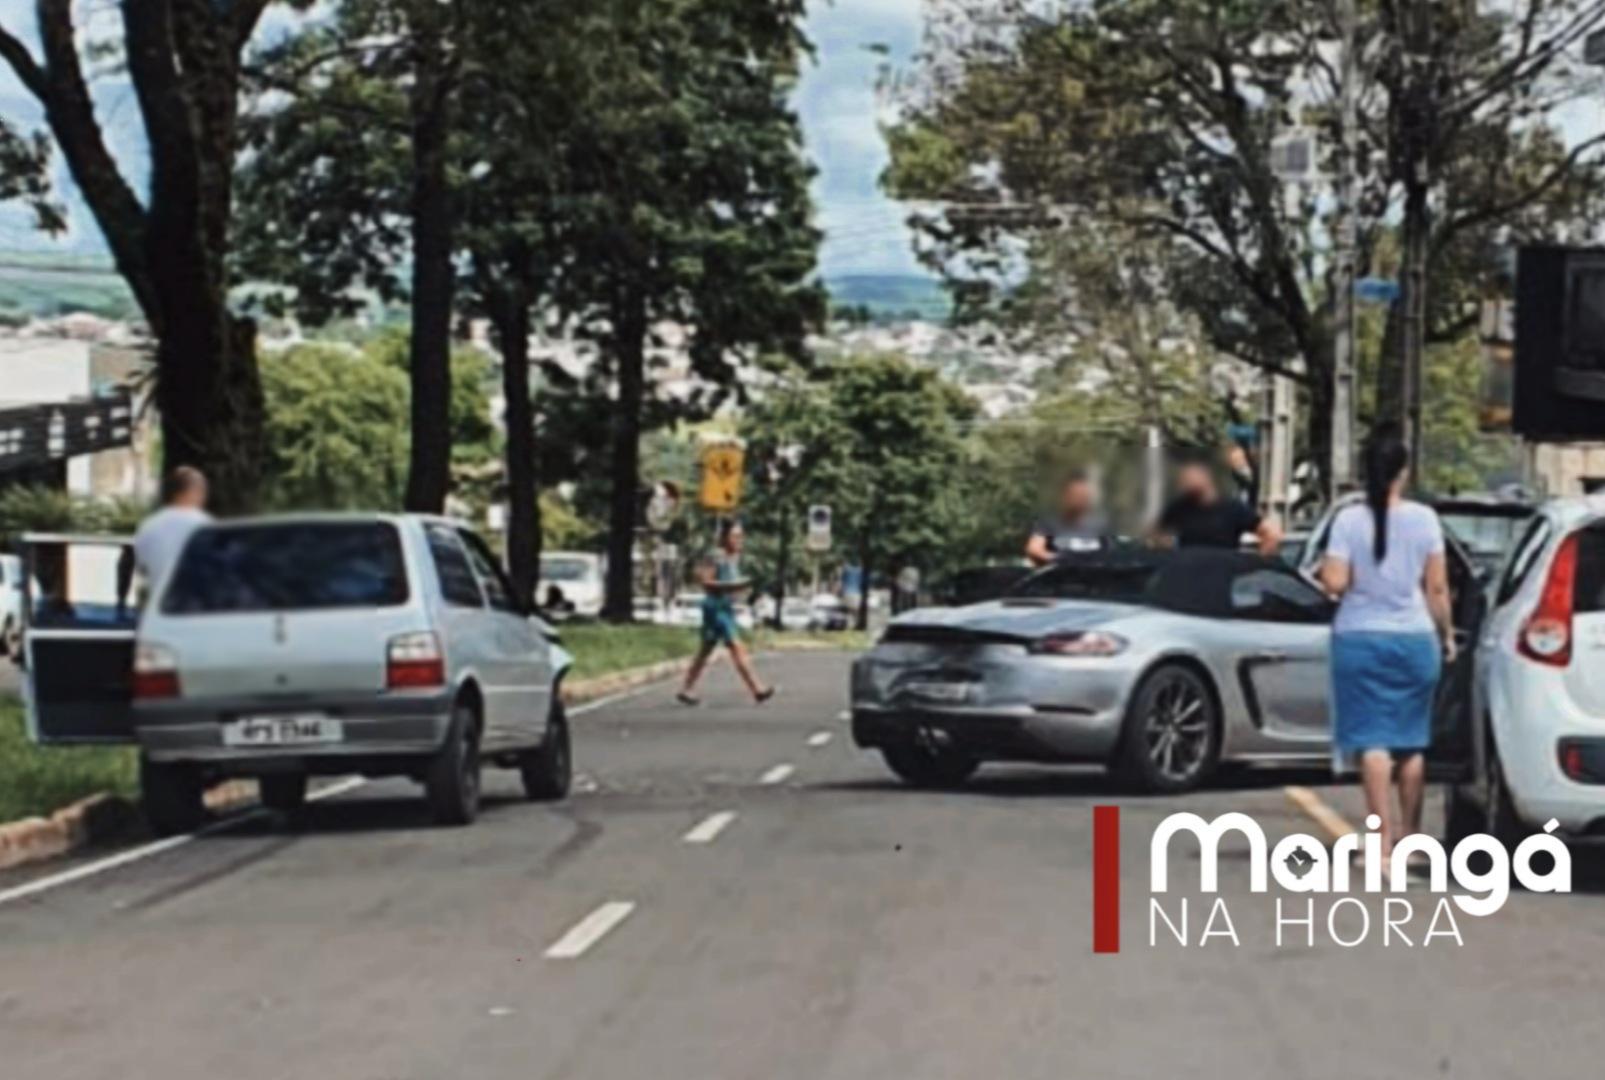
(1317, 430), (1455, 865)
(677, 521), (776, 706)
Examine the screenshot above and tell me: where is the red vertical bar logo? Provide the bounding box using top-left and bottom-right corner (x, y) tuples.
(1093, 804), (1120, 954)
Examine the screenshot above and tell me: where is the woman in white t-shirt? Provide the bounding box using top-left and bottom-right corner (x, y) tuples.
(1318, 431), (1456, 864)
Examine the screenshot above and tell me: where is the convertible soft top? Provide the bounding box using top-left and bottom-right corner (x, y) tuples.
(1010, 546), (1293, 619)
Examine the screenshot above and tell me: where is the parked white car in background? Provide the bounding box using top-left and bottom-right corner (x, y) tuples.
(670, 592), (704, 628)
(0, 552), (21, 657)
(1449, 495), (1605, 845)
(538, 551), (604, 618)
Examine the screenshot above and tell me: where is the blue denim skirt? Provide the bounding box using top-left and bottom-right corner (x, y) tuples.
(1330, 631), (1441, 771)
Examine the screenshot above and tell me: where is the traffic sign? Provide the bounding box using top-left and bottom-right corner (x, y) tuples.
(698, 442), (746, 511)
(1355, 277), (1400, 305)
(645, 480), (682, 531)
(806, 505), (832, 553)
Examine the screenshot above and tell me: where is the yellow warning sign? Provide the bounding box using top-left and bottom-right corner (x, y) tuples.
(699, 443), (746, 511)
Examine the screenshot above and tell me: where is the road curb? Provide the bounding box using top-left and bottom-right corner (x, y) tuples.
(1284, 785), (1358, 842)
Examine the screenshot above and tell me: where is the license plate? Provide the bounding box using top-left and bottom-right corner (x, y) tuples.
(222, 715), (343, 747)
(905, 680), (973, 703)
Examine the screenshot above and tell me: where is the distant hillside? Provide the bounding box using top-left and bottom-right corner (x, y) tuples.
(0, 253), (952, 329)
(825, 274), (950, 323)
(0, 253), (137, 323)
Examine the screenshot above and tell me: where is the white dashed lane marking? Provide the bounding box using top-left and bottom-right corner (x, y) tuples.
(682, 811), (737, 844)
(806, 730), (832, 748)
(759, 763), (795, 785)
(543, 900), (637, 960)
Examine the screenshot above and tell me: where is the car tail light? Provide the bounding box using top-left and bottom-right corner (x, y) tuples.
(1029, 631), (1127, 657)
(1520, 534), (1579, 667)
(1560, 742), (1586, 782)
(132, 642), (181, 700)
(387, 632), (445, 689)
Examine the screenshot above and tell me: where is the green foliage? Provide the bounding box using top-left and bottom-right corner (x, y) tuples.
(259, 334), (499, 512)
(259, 343), (411, 511)
(1419, 337), (1523, 497)
(742, 355), (976, 596)
(0, 487), (147, 547)
(540, 492), (599, 552)
(884, 0), (1605, 487)
(558, 623), (700, 682)
(0, 699), (137, 823)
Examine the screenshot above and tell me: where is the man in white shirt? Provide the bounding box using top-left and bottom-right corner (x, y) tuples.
(132, 466), (212, 595)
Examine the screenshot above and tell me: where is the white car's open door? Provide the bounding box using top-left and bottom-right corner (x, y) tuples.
(19, 533), (142, 745)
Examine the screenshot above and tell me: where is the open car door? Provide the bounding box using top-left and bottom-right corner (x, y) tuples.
(1299, 498), (1481, 778)
(19, 534), (142, 745)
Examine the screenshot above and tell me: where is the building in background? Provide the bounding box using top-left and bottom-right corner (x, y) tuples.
(0, 330), (155, 500)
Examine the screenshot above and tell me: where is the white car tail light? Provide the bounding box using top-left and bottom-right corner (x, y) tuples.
(132, 641), (181, 700)
(1520, 534), (1580, 667)
(387, 632), (445, 689)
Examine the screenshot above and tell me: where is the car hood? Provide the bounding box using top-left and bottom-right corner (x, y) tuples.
(887, 598), (1137, 641)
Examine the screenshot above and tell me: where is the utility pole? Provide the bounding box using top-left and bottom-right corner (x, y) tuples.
(1331, 0), (1360, 496)
(1398, 0), (1433, 473)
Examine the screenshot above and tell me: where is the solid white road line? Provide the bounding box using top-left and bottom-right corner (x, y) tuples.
(806, 730), (833, 748)
(682, 811), (736, 844)
(543, 900), (636, 959)
(760, 763), (795, 785)
(0, 775), (371, 909)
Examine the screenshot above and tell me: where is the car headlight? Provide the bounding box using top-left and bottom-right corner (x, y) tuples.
(1028, 631), (1127, 657)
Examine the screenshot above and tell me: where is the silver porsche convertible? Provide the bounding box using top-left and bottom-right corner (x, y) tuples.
(851, 544), (1483, 793)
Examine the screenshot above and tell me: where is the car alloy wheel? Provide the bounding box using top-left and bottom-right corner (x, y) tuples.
(1118, 663), (1219, 793)
(1143, 674), (1211, 782)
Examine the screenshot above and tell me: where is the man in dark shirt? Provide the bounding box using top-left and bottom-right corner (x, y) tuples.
(1026, 471), (1108, 565)
(1155, 460), (1282, 555)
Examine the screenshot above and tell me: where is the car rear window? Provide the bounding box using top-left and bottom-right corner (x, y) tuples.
(162, 523), (409, 614)
(1576, 528), (1605, 614)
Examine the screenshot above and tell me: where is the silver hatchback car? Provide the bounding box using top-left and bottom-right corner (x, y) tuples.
(20, 515), (573, 833)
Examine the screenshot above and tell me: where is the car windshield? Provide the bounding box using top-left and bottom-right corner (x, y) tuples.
(1440, 511), (1532, 558)
(541, 558), (594, 582)
(163, 522), (409, 614)
(1010, 562), (1160, 604)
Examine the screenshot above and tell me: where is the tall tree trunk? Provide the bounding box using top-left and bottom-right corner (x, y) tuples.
(494, 286), (539, 608)
(404, 42), (456, 514)
(1374, 299), (1405, 427)
(603, 289), (648, 622)
(772, 504), (791, 630)
(152, 311), (264, 515)
(1305, 370), (1334, 504)
(855, 529), (872, 633)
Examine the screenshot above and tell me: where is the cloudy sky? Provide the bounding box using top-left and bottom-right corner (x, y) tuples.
(797, 0), (926, 278)
(0, 0), (928, 278)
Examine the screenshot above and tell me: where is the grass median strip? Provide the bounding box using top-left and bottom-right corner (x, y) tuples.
(0, 697), (137, 824)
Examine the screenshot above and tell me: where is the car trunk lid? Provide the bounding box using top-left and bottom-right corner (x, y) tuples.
(146, 520), (419, 701)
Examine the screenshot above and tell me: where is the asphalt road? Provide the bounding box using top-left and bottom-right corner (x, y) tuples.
(3, 651), (1604, 1080)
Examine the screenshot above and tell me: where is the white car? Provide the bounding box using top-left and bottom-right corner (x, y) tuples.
(538, 552), (604, 618)
(1448, 495), (1605, 843)
(670, 592), (705, 628)
(0, 552), (21, 657)
(22, 517), (574, 834)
